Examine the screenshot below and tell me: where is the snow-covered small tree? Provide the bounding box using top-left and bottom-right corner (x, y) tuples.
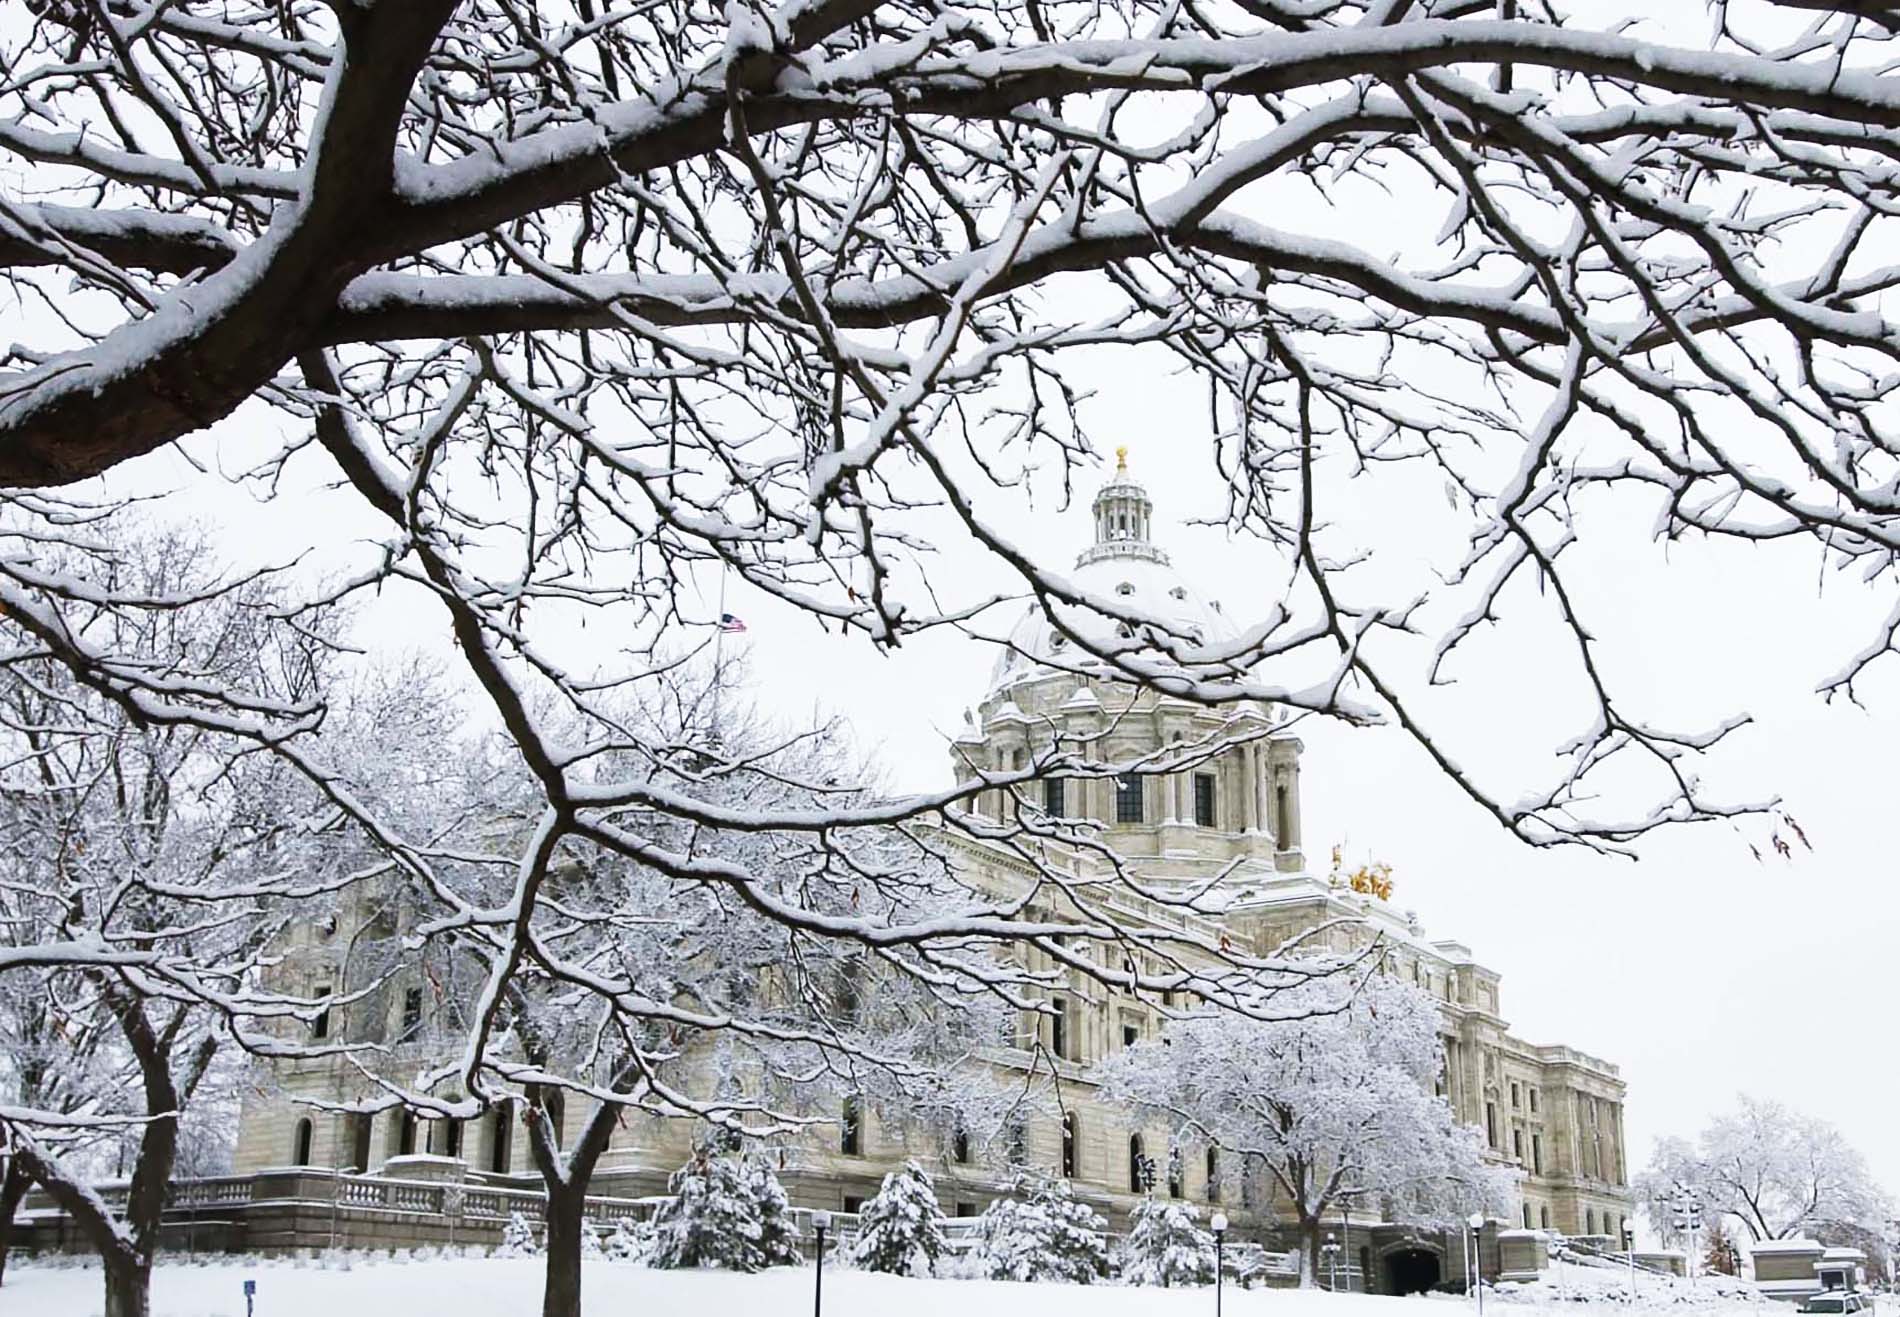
(498, 1213), (541, 1258)
(1705, 1222), (1741, 1277)
(1095, 967), (1513, 1287)
(971, 1177), (1109, 1285)
(1118, 1198), (1216, 1288)
(580, 1220), (605, 1260)
(744, 1156), (799, 1268)
(849, 1161), (947, 1277)
(648, 1146), (801, 1272)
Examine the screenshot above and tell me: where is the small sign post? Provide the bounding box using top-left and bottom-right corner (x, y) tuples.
(243, 1277), (256, 1317)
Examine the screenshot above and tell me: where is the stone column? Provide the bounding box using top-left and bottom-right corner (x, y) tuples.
(1255, 750), (1271, 839)
(1241, 746), (1258, 832)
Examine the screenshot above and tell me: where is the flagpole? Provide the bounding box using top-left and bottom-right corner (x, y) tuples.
(712, 565), (727, 746)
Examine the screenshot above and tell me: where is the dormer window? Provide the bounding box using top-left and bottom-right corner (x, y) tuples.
(1116, 582), (1135, 596)
(1050, 633), (1067, 651)
(1169, 586), (1187, 600)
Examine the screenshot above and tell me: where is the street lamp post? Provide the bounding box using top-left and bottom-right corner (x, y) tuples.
(1671, 1184), (1704, 1293)
(1343, 1206), (1353, 1294)
(1469, 1213), (1487, 1317)
(1623, 1220), (1638, 1304)
(1212, 1211), (1229, 1317)
(1324, 1233), (1341, 1292)
(811, 1210), (831, 1317)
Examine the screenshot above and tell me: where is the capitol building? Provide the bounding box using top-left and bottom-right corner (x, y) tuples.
(222, 458), (1633, 1290)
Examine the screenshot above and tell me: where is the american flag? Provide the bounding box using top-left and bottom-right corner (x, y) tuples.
(718, 613), (748, 633)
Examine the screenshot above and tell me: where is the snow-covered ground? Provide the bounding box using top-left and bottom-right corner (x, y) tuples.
(1, 1253), (1821, 1317)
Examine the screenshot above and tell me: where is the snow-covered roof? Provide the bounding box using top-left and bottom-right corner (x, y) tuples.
(988, 556), (1238, 694)
(987, 459), (1238, 695)
(1751, 1240), (1825, 1254)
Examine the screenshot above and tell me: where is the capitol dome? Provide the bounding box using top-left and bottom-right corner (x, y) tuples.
(987, 450), (1238, 694)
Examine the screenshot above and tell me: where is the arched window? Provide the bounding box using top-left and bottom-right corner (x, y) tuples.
(951, 1123), (970, 1165)
(1540, 1206), (1551, 1230)
(442, 1119), (463, 1160)
(488, 1109), (512, 1174)
(1206, 1147), (1220, 1203)
(1128, 1134), (1147, 1193)
(1167, 1146), (1183, 1199)
(1523, 1204), (1533, 1228)
(1061, 1113), (1078, 1179)
(841, 1095), (862, 1156)
(1006, 1119), (1027, 1167)
(292, 1118), (314, 1167)
(348, 1112), (372, 1172)
(1586, 1209), (1597, 1235)
(1274, 783), (1291, 841)
(398, 1110), (418, 1157)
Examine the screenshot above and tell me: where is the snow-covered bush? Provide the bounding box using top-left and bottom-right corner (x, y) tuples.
(496, 1212), (540, 1258)
(970, 1177), (1108, 1284)
(580, 1218), (605, 1260)
(849, 1160), (946, 1276)
(1117, 1198), (1216, 1288)
(603, 1217), (650, 1262)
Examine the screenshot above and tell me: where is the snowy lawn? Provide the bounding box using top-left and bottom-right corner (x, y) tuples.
(5, 1255), (1790, 1317)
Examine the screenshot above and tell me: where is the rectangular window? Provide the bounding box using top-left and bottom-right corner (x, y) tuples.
(1122, 1023), (1139, 1048)
(398, 987), (423, 1043)
(841, 1096), (862, 1156)
(1115, 774), (1144, 823)
(1513, 1129), (1524, 1160)
(1485, 1101), (1499, 1149)
(1193, 774), (1216, 828)
(1511, 1082), (1521, 1108)
(843, 1196), (864, 1214)
(956, 1202), (977, 1218)
(1043, 777), (1066, 816)
(1532, 1134), (1543, 1174)
(312, 984), (331, 1040)
(1529, 1088), (1539, 1114)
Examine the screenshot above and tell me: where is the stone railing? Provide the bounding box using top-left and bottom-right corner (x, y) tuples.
(20, 1167), (662, 1255)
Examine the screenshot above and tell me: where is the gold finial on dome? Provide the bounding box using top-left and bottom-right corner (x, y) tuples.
(1115, 444), (1128, 473)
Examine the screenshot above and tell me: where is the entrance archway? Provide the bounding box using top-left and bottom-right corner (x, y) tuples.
(1384, 1247), (1442, 1297)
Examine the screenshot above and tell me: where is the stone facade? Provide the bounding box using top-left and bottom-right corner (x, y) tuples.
(222, 460), (1630, 1289)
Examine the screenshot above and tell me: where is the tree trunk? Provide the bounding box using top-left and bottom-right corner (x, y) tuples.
(102, 1245), (153, 1317)
(541, 1183), (585, 1317)
(1298, 1216), (1323, 1288)
(0, 1156), (32, 1287)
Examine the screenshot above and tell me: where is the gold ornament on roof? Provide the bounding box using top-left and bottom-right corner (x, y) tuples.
(1328, 844), (1394, 901)
(1115, 445), (1128, 473)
